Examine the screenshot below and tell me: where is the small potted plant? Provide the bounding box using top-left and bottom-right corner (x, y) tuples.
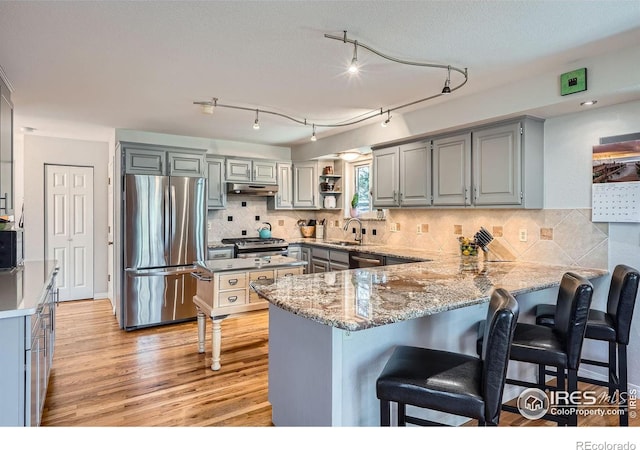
(350, 193), (359, 218)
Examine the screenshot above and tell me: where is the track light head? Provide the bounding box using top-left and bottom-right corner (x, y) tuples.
(381, 111), (391, 127)
(348, 41), (359, 74)
(253, 110), (260, 130)
(441, 66), (452, 94)
(311, 124), (317, 141)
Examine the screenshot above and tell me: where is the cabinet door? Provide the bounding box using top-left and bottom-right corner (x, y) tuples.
(124, 148), (166, 175)
(168, 152), (205, 177)
(432, 133), (471, 206)
(311, 257), (330, 273)
(206, 157), (226, 209)
(329, 261), (349, 272)
(225, 159), (252, 182)
(472, 122), (522, 205)
(253, 161), (277, 184)
(399, 143), (431, 207)
(0, 88), (13, 214)
(372, 148), (399, 207)
(301, 247), (311, 273)
(276, 162), (293, 209)
(293, 162), (318, 209)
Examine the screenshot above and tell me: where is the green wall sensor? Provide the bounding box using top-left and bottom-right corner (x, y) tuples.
(560, 68), (587, 96)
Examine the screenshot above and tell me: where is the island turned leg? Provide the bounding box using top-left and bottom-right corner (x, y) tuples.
(211, 318), (224, 371)
(196, 309), (206, 354)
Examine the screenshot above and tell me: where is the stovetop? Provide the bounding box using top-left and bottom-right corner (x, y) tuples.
(222, 237), (287, 248)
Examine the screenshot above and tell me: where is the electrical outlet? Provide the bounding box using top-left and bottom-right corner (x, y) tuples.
(519, 229), (528, 242)
(207, 222), (212, 231)
(389, 223), (397, 232)
(417, 224), (422, 234)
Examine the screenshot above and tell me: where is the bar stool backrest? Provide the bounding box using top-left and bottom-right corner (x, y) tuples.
(553, 272), (594, 370)
(607, 264), (640, 345)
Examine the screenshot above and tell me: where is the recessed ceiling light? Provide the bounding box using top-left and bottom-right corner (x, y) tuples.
(580, 100), (597, 106)
(20, 126), (37, 133)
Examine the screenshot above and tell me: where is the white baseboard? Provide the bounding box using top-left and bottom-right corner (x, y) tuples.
(93, 292), (109, 300)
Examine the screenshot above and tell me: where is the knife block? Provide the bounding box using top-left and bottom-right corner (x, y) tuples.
(481, 239), (516, 262)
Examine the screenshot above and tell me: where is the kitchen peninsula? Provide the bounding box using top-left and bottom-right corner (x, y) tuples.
(252, 256), (608, 426)
(193, 255), (306, 370)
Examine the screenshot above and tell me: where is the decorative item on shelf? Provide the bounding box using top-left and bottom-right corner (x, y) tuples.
(323, 166), (333, 175)
(320, 181), (335, 192)
(350, 194), (359, 218)
(324, 195), (337, 209)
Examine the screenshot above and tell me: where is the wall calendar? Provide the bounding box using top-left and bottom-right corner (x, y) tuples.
(592, 182), (640, 223)
(591, 135), (640, 223)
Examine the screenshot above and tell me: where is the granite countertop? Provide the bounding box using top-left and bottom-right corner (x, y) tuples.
(0, 261), (59, 319)
(251, 258), (609, 332)
(196, 255), (307, 274)
(288, 238), (449, 262)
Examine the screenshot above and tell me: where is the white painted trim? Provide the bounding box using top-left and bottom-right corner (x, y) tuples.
(94, 292), (109, 300)
(0, 64), (14, 92)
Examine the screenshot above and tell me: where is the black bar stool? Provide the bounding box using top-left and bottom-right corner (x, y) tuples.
(534, 264), (639, 426)
(376, 288), (519, 426)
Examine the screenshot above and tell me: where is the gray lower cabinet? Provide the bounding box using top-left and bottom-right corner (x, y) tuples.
(206, 156), (226, 209)
(310, 247), (349, 273)
(0, 76), (14, 215)
(207, 247), (234, 260)
(288, 244), (311, 273)
(121, 142), (206, 177)
(0, 265), (58, 426)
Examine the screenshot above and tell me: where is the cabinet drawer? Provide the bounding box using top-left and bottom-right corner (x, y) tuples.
(330, 250), (349, 264)
(249, 270), (275, 283)
(277, 267), (302, 278)
(218, 273), (247, 290)
(311, 247), (329, 260)
(217, 289), (247, 307)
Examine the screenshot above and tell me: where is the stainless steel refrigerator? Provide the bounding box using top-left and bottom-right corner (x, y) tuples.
(122, 174), (206, 329)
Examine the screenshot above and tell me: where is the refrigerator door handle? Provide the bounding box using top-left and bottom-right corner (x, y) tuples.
(170, 183), (177, 260)
(164, 184), (170, 261)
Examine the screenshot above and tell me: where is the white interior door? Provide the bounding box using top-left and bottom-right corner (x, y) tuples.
(46, 165), (94, 301)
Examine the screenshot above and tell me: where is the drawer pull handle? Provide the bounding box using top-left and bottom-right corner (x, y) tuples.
(257, 275), (268, 280)
(284, 273), (293, 277)
(228, 279), (238, 285)
(227, 296), (238, 303)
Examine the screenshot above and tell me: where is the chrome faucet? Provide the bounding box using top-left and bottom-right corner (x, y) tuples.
(343, 218), (363, 244)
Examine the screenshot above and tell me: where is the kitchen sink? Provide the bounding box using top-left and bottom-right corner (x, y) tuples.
(331, 240), (361, 247)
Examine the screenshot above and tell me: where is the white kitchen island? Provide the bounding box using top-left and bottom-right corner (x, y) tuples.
(252, 258), (608, 426)
(193, 255), (306, 371)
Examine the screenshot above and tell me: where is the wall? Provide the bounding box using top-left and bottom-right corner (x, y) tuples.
(23, 134), (109, 297)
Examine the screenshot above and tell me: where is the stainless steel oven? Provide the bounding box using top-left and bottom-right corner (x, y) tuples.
(221, 237), (288, 258)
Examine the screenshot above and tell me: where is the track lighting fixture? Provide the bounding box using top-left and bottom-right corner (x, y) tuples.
(381, 111), (391, 127)
(348, 40), (359, 74)
(193, 31), (468, 139)
(310, 124), (317, 142)
(441, 66), (451, 94)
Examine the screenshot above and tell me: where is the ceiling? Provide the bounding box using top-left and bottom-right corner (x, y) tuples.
(1, 1), (639, 147)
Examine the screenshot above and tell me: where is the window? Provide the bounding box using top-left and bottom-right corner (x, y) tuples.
(353, 162), (371, 213)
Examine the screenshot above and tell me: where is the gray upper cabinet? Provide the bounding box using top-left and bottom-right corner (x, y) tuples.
(432, 133), (471, 206)
(372, 143), (430, 208)
(371, 115), (544, 209)
(293, 161), (319, 209)
(472, 122), (522, 206)
(206, 156), (226, 209)
(268, 162), (293, 209)
(122, 143), (205, 177)
(225, 158), (277, 184)
(168, 152), (205, 177)
(0, 77), (14, 214)
(125, 148), (166, 175)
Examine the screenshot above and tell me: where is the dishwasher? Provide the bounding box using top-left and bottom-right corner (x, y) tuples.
(349, 252), (385, 269)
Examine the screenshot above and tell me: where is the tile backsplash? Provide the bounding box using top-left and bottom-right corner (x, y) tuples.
(208, 199), (608, 269)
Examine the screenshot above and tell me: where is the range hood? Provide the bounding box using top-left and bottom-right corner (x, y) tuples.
(227, 183), (278, 196)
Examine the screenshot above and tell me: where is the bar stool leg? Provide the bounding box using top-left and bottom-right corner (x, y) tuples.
(568, 369), (578, 427)
(619, 345), (628, 427)
(538, 364), (546, 389)
(380, 400), (391, 426)
(398, 403), (406, 426)
(608, 341), (617, 398)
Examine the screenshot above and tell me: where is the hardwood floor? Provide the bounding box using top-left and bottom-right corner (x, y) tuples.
(42, 299), (638, 427)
